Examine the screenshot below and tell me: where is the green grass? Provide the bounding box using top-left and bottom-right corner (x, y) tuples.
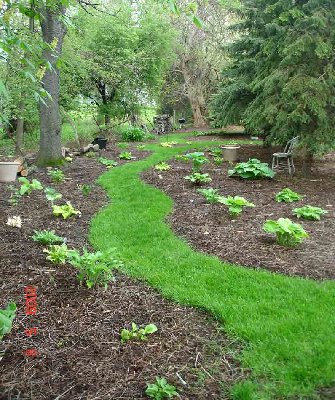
(92, 138), (332, 398)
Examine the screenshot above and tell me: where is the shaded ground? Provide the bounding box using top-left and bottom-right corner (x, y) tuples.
(0, 143), (245, 399)
(142, 144), (335, 280)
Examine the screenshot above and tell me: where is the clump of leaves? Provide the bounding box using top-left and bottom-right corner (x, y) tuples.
(119, 152), (132, 160)
(137, 144), (146, 150)
(85, 151), (97, 158)
(213, 157), (223, 166)
(48, 169), (65, 183)
(67, 248), (121, 289)
(145, 377), (179, 399)
(18, 177), (43, 196)
(0, 302), (17, 341)
(293, 205), (327, 221)
(120, 322), (158, 343)
(185, 152), (208, 172)
(52, 202), (81, 219)
(184, 173), (212, 184)
(175, 154), (189, 162)
(275, 188), (302, 203)
(197, 188), (223, 204)
(160, 141), (176, 148)
(220, 196), (255, 217)
(209, 147), (222, 157)
(98, 157), (118, 168)
(263, 218), (308, 247)
(65, 156), (73, 162)
(155, 162), (171, 171)
(121, 127), (145, 142)
(79, 184), (92, 196)
(43, 244), (69, 264)
(228, 158), (275, 179)
(8, 185), (21, 206)
(32, 230), (65, 245)
(44, 187), (62, 203)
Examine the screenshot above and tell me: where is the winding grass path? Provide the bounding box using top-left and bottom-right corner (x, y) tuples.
(90, 136), (335, 399)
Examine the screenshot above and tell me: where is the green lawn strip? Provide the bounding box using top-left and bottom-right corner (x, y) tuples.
(90, 141), (335, 399)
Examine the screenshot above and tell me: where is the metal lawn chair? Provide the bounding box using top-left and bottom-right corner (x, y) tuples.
(271, 136), (299, 175)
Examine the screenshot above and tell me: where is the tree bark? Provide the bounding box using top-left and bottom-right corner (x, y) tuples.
(37, 2), (66, 166)
(302, 147), (313, 176)
(15, 101), (24, 155)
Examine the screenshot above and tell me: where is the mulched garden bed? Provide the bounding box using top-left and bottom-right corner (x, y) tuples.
(0, 142), (245, 399)
(142, 144), (335, 280)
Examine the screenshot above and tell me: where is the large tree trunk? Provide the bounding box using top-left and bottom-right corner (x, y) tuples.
(188, 93), (207, 128)
(36, 3), (66, 166)
(302, 147), (313, 176)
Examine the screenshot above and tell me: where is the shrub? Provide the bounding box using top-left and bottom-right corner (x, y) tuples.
(263, 218), (308, 247)
(145, 377), (178, 399)
(121, 127), (145, 142)
(119, 152), (132, 160)
(32, 230), (65, 245)
(293, 205), (327, 221)
(184, 173), (212, 184)
(120, 322), (158, 343)
(18, 177), (43, 196)
(197, 188), (223, 204)
(52, 202), (81, 219)
(185, 152), (208, 172)
(43, 244), (69, 264)
(48, 169), (65, 183)
(219, 196), (255, 217)
(154, 162), (171, 171)
(0, 302), (17, 341)
(275, 188), (302, 203)
(228, 158), (275, 179)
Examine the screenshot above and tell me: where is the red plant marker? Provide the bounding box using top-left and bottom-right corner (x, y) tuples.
(24, 286), (39, 357)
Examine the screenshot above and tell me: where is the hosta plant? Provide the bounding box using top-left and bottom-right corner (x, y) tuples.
(145, 377), (178, 399)
(184, 173), (212, 184)
(43, 244), (69, 264)
(213, 157), (223, 166)
(185, 152), (208, 172)
(219, 196), (255, 217)
(52, 202), (81, 219)
(228, 158), (275, 179)
(44, 187), (62, 203)
(98, 157), (118, 168)
(119, 152), (132, 160)
(120, 322), (158, 343)
(263, 218), (308, 247)
(293, 205), (327, 221)
(79, 184), (92, 196)
(160, 141), (176, 148)
(18, 177), (43, 196)
(275, 188), (302, 203)
(209, 147), (222, 157)
(0, 302), (17, 341)
(175, 154), (189, 162)
(48, 169), (65, 183)
(32, 230), (65, 245)
(155, 162), (171, 171)
(197, 188), (223, 204)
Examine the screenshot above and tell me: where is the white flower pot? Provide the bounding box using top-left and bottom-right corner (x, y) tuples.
(222, 145), (241, 162)
(0, 162), (20, 182)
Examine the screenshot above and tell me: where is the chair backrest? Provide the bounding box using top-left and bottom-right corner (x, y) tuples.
(284, 136), (299, 153)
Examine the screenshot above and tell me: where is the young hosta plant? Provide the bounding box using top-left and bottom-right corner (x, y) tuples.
(197, 188), (223, 204)
(175, 154), (189, 162)
(0, 302), (17, 341)
(18, 177), (43, 196)
(120, 322), (158, 343)
(44, 187), (62, 203)
(48, 169), (65, 183)
(32, 230), (65, 245)
(263, 218), (308, 247)
(219, 196), (255, 217)
(98, 157), (118, 168)
(79, 184), (92, 196)
(228, 158), (275, 179)
(209, 147), (222, 157)
(213, 157), (223, 166)
(184, 173), (212, 184)
(293, 205), (327, 221)
(119, 152), (132, 160)
(155, 162), (171, 171)
(160, 141), (176, 148)
(43, 244), (69, 264)
(275, 188), (302, 203)
(185, 152), (208, 172)
(52, 202), (81, 219)
(145, 377), (179, 399)
(67, 248), (121, 289)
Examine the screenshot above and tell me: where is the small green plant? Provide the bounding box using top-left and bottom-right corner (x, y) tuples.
(98, 157), (118, 168)
(137, 144), (146, 150)
(52, 202), (81, 219)
(263, 218), (308, 247)
(219, 196), (255, 217)
(209, 147), (222, 157)
(160, 141), (176, 148)
(48, 169), (65, 183)
(228, 158), (275, 179)
(8, 185), (21, 205)
(184, 173), (212, 184)
(275, 188), (303, 203)
(213, 157), (223, 166)
(119, 152), (132, 160)
(145, 377), (179, 399)
(43, 244), (69, 264)
(79, 184), (92, 196)
(185, 152), (208, 172)
(117, 142), (129, 149)
(85, 151), (97, 158)
(32, 230), (65, 245)
(154, 162), (171, 171)
(197, 188), (223, 204)
(175, 154), (189, 162)
(121, 127), (145, 142)
(44, 187), (62, 203)
(293, 205), (327, 221)
(18, 177), (43, 196)
(0, 302), (17, 341)
(120, 322), (158, 343)
(65, 156), (73, 162)
(67, 248), (121, 289)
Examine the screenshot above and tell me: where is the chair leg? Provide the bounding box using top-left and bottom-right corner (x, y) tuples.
(291, 158), (295, 174)
(272, 156), (275, 170)
(287, 157), (292, 175)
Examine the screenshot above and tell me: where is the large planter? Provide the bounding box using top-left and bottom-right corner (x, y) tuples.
(0, 162), (20, 182)
(92, 137), (108, 150)
(222, 145), (241, 162)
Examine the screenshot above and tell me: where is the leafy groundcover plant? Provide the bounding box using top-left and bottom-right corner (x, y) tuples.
(154, 162), (171, 171)
(0, 303), (17, 341)
(228, 158), (275, 179)
(184, 172), (212, 184)
(32, 230), (65, 245)
(145, 377), (179, 399)
(119, 152), (132, 160)
(275, 188), (302, 203)
(44, 244), (70, 264)
(185, 152), (208, 172)
(293, 205), (327, 221)
(197, 188), (223, 204)
(120, 322), (157, 343)
(263, 218), (308, 247)
(44, 187), (62, 203)
(52, 202), (81, 219)
(98, 157), (118, 168)
(220, 196), (255, 217)
(48, 169), (65, 183)
(18, 177), (43, 196)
